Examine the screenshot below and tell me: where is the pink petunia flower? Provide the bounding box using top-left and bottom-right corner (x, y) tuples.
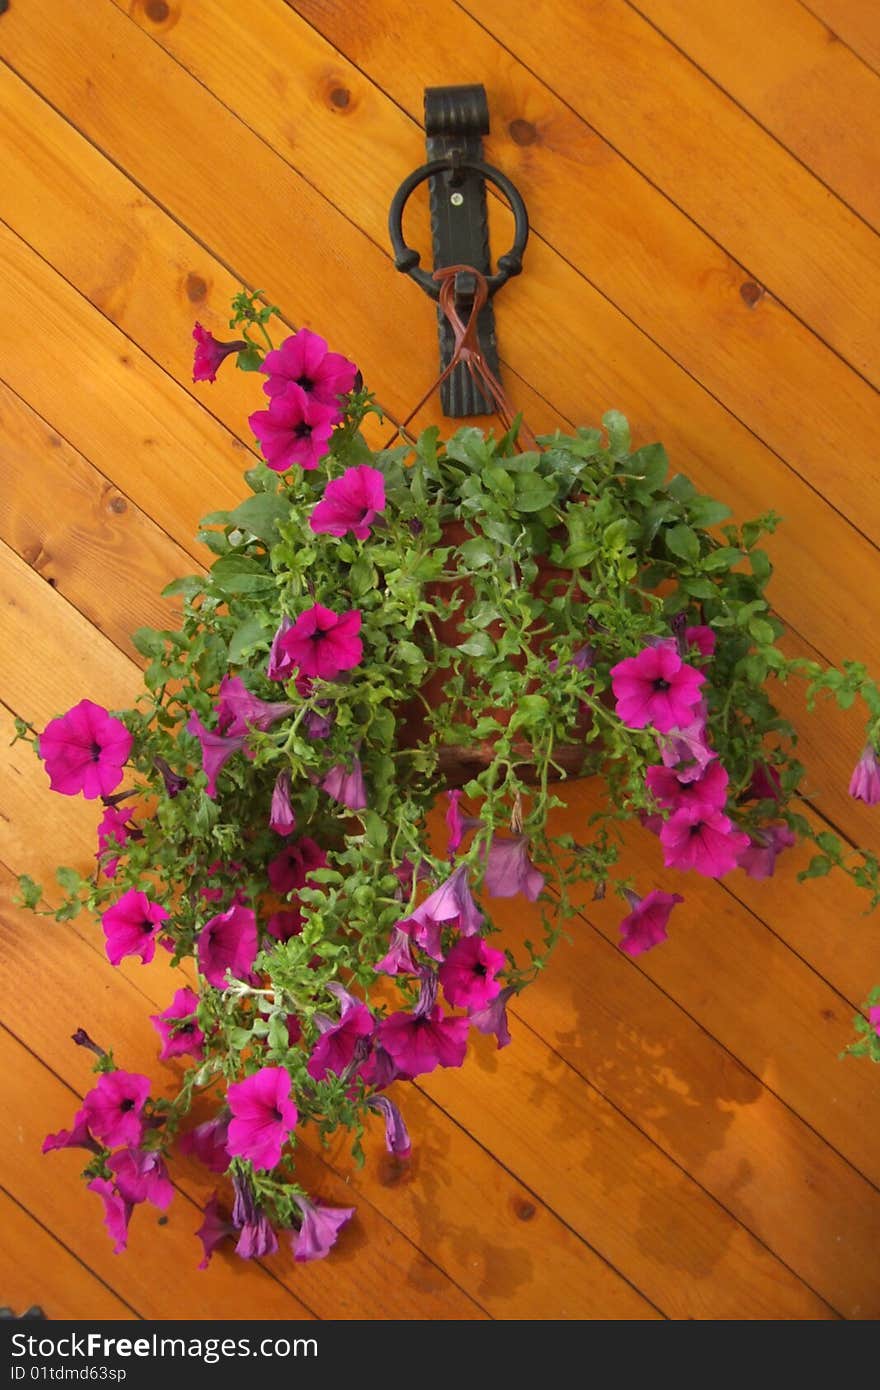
(87, 1178), (133, 1255)
(249, 383), (340, 472)
(101, 889), (170, 967)
(657, 703), (716, 783)
(179, 1115), (231, 1174)
(226, 1066), (298, 1171)
(269, 768), (296, 835)
(736, 823), (797, 880)
(310, 465), (386, 541)
(849, 745), (880, 806)
(261, 328), (358, 406)
(214, 675), (293, 737)
(195, 1193), (235, 1269)
(107, 1148), (174, 1210)
(366, 1095), (411, 1159)
(439, 935), (506, 1010)
(375, 925), (419, 977)
(197, 903), (258, 989)
(685, 625), (716, 657)
(645, 760), (729, 813)
(192, 322), (246, 383)
(96, 805), (134, 878)
(82, 1071), (151, 1149)
(468, 985), (515, 1050)
(618, 889), (684, 957)
(307, 992), (374, 1082)
(378, 1005), (469, 1078)
(39, 699), (132, 799)
(291, 1195), (355, 1263)
(322, 757), (367, 811)
(42, 1107), (100, 1155)
(150, 987), (205, 1061)
(267, 836), (327, 894)
(660, 806), (751, 878)
(232, 1174), (279, 1260)
(272, 604), (363, 681)
(186, 712), (245, 799)
(611, 641), (705, 734)
(483, 836), (545, 901)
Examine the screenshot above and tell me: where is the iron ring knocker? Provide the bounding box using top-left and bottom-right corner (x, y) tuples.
(388, 156), (530, 301)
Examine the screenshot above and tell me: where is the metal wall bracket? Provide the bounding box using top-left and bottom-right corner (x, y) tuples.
(388, 84), (529, 418)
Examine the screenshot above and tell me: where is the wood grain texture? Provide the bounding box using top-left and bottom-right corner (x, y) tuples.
(0, 0), (878, 1320)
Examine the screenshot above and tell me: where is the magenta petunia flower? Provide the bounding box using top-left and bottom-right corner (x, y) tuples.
(870, 1006), (880, 1039)
(195, 1192), (235, 1269)
(107, 1147), (174, 1210)
(745, 762), (782, 802)
(375, 925), (419, 976)
(269, 768), (296, 835)
(232, 1174), (279, 1260)
(82, 1071), (151, 1149)
(446, 790), (465, 856)
(42, 1107), (100, 1155)
(261, 328), (358, 406)
(154, 755), (189, 799)
(685, 625), (716, 657)
(611, 641), (706, 734)
(367, 1095), (411, 1159)
(267, 836), (327, 894)
(265, 907), (304, 943)
(179, 1115), (231, 1174)
(226, 1066), (298, 1171)
(322, 756), (367, 811)
(736, 823), (797, 880)
(249, 384), (340, 472)
(439, 935), (506, 1010)
(291, 1195), (355, 1263)
(468, 984), (515, 1050)
(96, 805), (133, 878)
(660, 806), (751, 878)
(548, 643), (595, 674)
(483, 836), (545, 901)
(198, 903), (258, 990)
(403, 864), (484, 961)
(618, 889), (684, 957)
(267, 616), (295, 682)
(214, 675), (293, 737)
(378, 1005), (469, 1078)
(307, 991), (374, 1082)
(272, 604), (363, 681)
(186, 711), (245, 800)
(657, 704), (716, 783)
(849, 745), (880, 806)
(192, 322), (246, 383)
(39, 699), (132, 799)
(646, 760), (729, 813)
(150, 987), (205, 1061)
(101, 889), (170, 967)
(87, 1178), (133, 1255)
(359, 1039), (401, 1090)
(310, 465), (386, 541)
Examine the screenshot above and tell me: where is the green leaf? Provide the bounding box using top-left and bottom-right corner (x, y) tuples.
(16, 875), (43, 910)
(268, 1015), (290, 1052)
(55, 866), (83, 894)
(622, 442), (668, 491)
(161, 575), (204, 600)
(396, 641), (426, 665)
(749, 618), (776, 645)
(665, 523), (700, 564)
(459, 537), (495, 568)
(226, 493), (289, 543)
(702, 547), (745, 572)
(602, 410), (631, 460)
(227, 616), (270, 665)
(513, 473), (557, 513)
(130, 627), (166, 659)
(236, 346), (263, 372)
(687, 495), (733, 528)
(457, 632), (495, 658)
(209, 555), (275, 595)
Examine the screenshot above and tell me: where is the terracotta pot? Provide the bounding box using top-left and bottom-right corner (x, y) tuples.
(396, 520), (593, 786)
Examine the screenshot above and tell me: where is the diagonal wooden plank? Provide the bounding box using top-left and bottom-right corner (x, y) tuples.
(799, 0), (880, 75)
(631, 0), (880, 231)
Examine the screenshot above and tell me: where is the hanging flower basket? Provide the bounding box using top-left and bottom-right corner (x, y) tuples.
(18, 281), (880, 1269)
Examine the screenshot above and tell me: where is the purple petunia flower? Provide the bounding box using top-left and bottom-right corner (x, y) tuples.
(107, 1147), (174, 1210)
(548, 643), (595, 674)
(271, 604), (363, 681)
(322, 756), (368, 811)
(269, 768), (296, 835)
(736, 823), (797, 880)
(87, 1178), (133, 1255)
(96, 805), (133, 878)
(657, 704), (716, 783)
(179, 1115), (231, 1174)
(307, 991), (374, 1082)
(198, 903), (258, 990)
(468, 984), (515, 1050)
(214, 675), (294, 737)
(849, 745), (880, 806)
(39, 699), (132, 799)
(366, 1095), (411, 1159)
(186, 711), (245, 799)
(249, 383), (340, 472)
(195, 1193), (235, 1269)
(375, 925), (419, 976)
(401, 864), (484, 961)
(291, 1195), (355, 1263)
(42, 1107), (101, 1155)
(226, 1066), (298, 1170)
(267, 616), (295, 682)
(611, 641), (705, 734)
(267, 836), (327, 894)
(660, 806), (751, 878)
(645, 760), (729, 814)
(439, 935), (506, 1010)
(192, 322), (246, 383)
(483, 836), (545, 901)
(261, 328), (357, 406)
(310, 465), (386, 541)
(232, 1174), (279, 1260)
(154, 755), (189, 799)
(82, 1071), (151, 1149)
(618, 889), (684, 957)
(101, 889), (170, 967)
(150, 987), (205, 1061)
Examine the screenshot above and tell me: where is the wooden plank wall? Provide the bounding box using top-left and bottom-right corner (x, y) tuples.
(1, 0), (879, 1320)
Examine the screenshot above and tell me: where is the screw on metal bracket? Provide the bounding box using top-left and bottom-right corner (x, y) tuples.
(388, 84), (529, 418)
